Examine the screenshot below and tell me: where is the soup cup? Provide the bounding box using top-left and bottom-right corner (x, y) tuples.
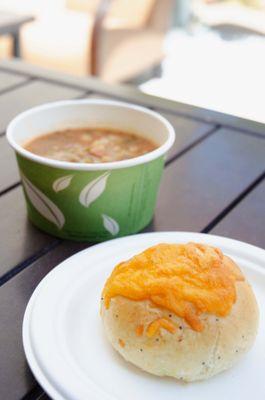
(7, 99), (175, 242)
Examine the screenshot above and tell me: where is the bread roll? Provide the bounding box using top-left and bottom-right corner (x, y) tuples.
(101, 243), (259, 381)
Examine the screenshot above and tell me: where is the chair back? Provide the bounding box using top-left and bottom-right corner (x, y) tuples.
(66, 0), (158, 28)
(66, 0), (101, 14)
(148, 0), (175, 31)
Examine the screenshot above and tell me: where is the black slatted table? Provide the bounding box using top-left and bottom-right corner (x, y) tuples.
(0, 59), (264, 400)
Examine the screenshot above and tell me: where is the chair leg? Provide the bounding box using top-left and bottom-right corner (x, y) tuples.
(12, 32), (20, 58)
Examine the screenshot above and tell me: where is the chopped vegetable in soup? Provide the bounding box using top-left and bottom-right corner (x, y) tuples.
(24, 128), (157, 163)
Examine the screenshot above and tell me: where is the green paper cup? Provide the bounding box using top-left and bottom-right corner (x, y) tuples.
(7, 100), (175, 242)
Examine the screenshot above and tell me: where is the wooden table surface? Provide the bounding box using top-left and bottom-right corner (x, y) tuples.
(0, 59), (264, 400)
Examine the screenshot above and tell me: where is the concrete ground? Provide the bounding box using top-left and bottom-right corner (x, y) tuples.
(140, 26), (265, 123)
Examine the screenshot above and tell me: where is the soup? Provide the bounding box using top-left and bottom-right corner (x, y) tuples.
(24, 127), (157, 163)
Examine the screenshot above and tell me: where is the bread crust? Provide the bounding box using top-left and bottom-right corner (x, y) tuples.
(101, 280), (259, 381)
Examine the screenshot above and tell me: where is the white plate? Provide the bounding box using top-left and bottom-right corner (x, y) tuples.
(23, 232), (265, 400)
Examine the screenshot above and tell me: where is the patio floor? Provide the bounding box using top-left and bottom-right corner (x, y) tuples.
(141, 27), (265, 123)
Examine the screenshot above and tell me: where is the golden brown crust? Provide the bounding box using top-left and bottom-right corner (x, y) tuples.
(101, 280), (259, 381)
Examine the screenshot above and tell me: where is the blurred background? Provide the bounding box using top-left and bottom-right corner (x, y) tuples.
(0, 0), (264, 122)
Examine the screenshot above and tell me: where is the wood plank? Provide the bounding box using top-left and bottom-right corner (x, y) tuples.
(32, 392), (50, 400)
(40, 394), (50, 400)
(0, 186), (58, 280)
(84, 91), (141, 103)
(0, 242), (87, 400)
(159, 112), (215, 161)
(1, 60), (265, 136)
(85, 92), (113, 100)
(0, 80), (84, 133)
(152, 128), (265, 232)
(0, 70), (28, 92)
(85, 92), (143, 102)
(0, 135), (20, 193)
(38, 393), (50, 399)
(211, 179), (265, 248)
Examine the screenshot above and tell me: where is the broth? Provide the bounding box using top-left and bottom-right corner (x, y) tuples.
(24, 127), (157, 163)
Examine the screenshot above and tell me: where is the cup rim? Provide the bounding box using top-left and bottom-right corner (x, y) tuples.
(6, 99), (175, 171)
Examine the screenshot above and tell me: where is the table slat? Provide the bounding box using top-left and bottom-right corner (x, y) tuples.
(0, 135), (20, 193)
(153, 128), (265, 233)
(0, 70), (28, 92)
(0, 242), (87, 400)
(211, 179), (265, 248)
(38, 393), (50, 399)
(35, 393), (50, 400)
(159, 111), (215, 161)
(0, 80), (84, 133)
(0, 186), (58, 280)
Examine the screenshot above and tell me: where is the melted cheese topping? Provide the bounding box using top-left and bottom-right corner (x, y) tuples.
(135, 325), (144, 336)
(103, 243), (244, 331)
(146, 318), (176, 337)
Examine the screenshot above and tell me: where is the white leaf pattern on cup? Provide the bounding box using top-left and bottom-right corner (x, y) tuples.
(79, 171), (110, 208)
(53, 175), (73, 192)
(21, 174), (65, 229)
(102, 214), (119, 235)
